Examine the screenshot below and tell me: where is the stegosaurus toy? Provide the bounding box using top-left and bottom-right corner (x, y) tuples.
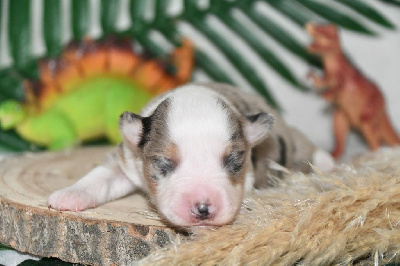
(306, 23), (400, 158)
(0, 38), (193, 150)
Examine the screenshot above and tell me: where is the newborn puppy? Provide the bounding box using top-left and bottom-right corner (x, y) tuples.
(48, 83), (334, 227)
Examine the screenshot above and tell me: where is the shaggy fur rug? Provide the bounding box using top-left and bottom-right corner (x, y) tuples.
(138, 148), (400, 265)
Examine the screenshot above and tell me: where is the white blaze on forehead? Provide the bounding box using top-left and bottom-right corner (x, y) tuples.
(168, 85), (232, 168)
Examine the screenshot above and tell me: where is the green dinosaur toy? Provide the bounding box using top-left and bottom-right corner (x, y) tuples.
(0, 78), (152, 150)
(0, 38), (193, 150)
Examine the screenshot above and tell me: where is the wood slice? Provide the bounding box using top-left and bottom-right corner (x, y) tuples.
(0, 146), (176, 265)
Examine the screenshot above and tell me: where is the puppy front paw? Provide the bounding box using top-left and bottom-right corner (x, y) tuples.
(48, 188), (97, 211)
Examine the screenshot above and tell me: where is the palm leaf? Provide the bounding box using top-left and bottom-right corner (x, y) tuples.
(379, 0), (400, 7)
(334, 0), (396, 29)
(43, 0), (63, 57)
(100, 0), (120, 35)
(8, 0), (32, 72)
(0, 130), (37, 152)
(0, 69), (25, 101)
(238, 1), (321, 67)
(294, 0), (376, 35)
(19, 257), (73, 266)
(210, 1), (308, 91)
(182, 0), (281, 109)
(0, 243), (14, 250)
(0, 0), (398, 152)
(0, 0), (2, 39)
(71, 0), (90, 41)
(266, 0), (314, 27)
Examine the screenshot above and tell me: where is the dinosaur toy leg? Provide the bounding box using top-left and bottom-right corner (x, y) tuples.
(17, 110), (78, 150)
(46, 114), (78, 150)
(381, 114), (400, 146)
(331, 109), (350, 159)
(360, 123), (380, 151)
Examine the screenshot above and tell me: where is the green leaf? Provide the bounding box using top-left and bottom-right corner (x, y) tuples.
(43, 0), (63, 57)
(18, 60), (39, 80)
(0, 0), (3, 43)
(0, 130), (38, 152)
(155, 25), (235, 85)
(184, 10), (280, 110)
(239, 1), (321, 67)
(18, 257), (75, 266)
(8, 0), (31, 71)
(128, 0), (166, 57)
(0, 69), (25, 101)
(265, 0), (312, 27)
(295, 0), (376, 35)
(220, 14), (302, 88)
(216, 10), (307, 91)
(154, 0), (169, 23)
(71, 0), (90, 41)
(101, 0), (120, 35)
(334, 0), (395, 29)
(129, 0), (148, 35)
(0, 243), (14, 251)
(0, 141), (19, 152)
(133, 33), (166, 57)
(379, 0), (400, 7)
(195, 51), (235, 84)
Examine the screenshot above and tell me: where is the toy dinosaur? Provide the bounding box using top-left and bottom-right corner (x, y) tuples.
(306, 23), (400, 159)
(0, 38), (193, 150)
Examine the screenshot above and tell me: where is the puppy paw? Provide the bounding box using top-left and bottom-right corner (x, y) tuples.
(48, 188), (97, 211)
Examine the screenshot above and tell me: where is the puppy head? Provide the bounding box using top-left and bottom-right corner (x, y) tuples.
(119, 87), (274, 227)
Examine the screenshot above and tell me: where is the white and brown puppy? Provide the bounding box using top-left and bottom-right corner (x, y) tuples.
(48, 83), (334, 227)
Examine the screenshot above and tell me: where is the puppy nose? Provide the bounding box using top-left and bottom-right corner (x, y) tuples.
(197, 203), (209, 216)
(194, 202), (211, 220)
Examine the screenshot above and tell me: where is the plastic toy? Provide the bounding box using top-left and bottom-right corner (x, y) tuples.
(0, 38), (193, 150)
(306, 23), (400, 158)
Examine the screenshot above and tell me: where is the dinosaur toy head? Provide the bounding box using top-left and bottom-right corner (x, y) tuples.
(306, 23), (341, 55)
(0, 100), (27, 130)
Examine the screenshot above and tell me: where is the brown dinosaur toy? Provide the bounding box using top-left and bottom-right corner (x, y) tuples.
(306, 22), (400, 159)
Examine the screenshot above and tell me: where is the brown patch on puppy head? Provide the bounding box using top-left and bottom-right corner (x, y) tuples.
(222, 144), (248, 186)
(164, 143), (180, 167)
(143, 142), (181, 199)
(143, 143), (180, 176)
(138, 99), (171, 150)
(218, 98), (249, 186)
(138, 100), (183, 197)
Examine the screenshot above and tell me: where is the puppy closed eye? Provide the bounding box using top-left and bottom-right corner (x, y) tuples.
(153, 157), (175, 177)
(224, 151), (245, 174)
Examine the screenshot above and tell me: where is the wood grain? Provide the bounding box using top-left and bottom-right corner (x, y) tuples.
(0, 146), (176, 265)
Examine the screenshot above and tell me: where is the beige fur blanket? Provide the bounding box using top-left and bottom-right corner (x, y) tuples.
(139, 148), (400, 265)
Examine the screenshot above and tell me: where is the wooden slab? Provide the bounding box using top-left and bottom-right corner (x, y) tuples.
(0, 146), (176, 265)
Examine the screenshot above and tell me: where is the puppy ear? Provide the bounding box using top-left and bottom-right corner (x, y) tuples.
(244, 113), (275, 146)
(119, 112), (143, 146)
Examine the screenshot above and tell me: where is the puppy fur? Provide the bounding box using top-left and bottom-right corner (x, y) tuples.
(48, 83), (334, 227)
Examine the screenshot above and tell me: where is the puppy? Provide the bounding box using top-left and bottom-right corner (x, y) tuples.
(48, 83), (334, 227)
